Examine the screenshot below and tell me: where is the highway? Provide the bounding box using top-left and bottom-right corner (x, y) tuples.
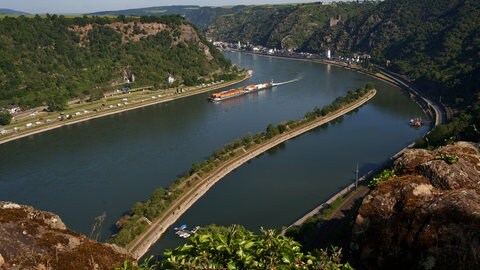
(376, 66), (446, 126)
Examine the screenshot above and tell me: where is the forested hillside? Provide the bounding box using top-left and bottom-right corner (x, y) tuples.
(206, 0), (480, 107)
(88, 1), (480, 107)
(0, 15), (232, 109)
(207, 2), (376, 50)
(311, 0), (480, 105)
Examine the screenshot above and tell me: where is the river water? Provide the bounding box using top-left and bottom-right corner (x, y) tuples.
(0, 52), (428, 255)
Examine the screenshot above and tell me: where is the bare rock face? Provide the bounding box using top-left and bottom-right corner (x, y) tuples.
(0, 201), (131, 269)
(352, 142), (480, 270)
(70, 21), (213, 59)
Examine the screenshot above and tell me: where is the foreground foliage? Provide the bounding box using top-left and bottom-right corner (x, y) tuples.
(161, 225), (352, 270)
(116, 225), (352, 270)
(368, 169), (397, 188)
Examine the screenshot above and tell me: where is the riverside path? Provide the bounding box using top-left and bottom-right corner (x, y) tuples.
(125, 90), (377, 259)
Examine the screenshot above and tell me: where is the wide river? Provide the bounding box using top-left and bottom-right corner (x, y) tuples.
(0, 52), (428, 255)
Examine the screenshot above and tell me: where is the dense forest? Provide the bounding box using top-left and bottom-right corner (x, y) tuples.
(207, 2), (377, 50)
(309, 0), (480, 105)
(87, 1), (480, 110)
(205, 0), (480, 107)
(0, 15), (232, 109)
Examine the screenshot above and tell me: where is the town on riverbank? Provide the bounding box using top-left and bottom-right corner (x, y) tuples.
(214, 41), (449, 125)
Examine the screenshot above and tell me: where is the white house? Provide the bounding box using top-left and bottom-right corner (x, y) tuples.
(6, 106), (21, 114)
(167, 75), (175, 85)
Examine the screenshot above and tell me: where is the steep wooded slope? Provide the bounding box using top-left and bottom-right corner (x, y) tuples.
(0, 15), (231, 109)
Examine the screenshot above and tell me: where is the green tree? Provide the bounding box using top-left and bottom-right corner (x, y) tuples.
(0, 110), (12, 125)
(89, 87), (105, 102)
(266, 124), (280, 139)
(241, 132), (253, 145)
(0, 15), (233, 109)
(46, 92), (68, 112)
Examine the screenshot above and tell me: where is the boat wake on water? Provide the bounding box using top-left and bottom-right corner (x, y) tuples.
(272, 76), (303, 87)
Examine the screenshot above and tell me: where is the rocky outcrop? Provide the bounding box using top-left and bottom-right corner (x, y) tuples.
(70, 21), (214, 62)
(352, 142), (480, 270)
(0, 202), (131, 269)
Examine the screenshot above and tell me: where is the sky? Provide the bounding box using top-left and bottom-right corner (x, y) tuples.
(1, 0), (332, 14)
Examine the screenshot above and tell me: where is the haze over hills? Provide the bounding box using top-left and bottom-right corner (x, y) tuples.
(0, 8), (29, 15)
(89, 5), (246, 31)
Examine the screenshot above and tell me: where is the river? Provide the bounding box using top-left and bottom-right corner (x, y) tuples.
(0, 52), (428, 255)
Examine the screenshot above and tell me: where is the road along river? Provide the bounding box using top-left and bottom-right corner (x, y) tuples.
(127, 90), (376, 259)
(0, 52), (429, 256)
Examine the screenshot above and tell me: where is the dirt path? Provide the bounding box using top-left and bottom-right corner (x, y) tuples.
(126, 90), (377, 259)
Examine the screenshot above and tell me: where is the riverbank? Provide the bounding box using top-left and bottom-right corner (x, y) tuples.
(284, 60), (445, 243)
(239, 51), (446, 125)
(0, 74), (250, 145)
(124, 89), (376, 259)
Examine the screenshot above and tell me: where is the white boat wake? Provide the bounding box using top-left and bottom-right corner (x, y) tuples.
(272, 75), (303, 87)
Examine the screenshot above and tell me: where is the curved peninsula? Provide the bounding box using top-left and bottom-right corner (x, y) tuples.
(111, 87), (377, 259)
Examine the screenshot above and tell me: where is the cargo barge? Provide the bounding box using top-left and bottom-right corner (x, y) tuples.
(208, 81), (276, 102)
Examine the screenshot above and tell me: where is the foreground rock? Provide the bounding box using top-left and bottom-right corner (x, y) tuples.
(352, 142), (480, 269)
(0, 201), (130, 269)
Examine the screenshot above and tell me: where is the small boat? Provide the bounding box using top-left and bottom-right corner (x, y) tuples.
(174, 224), (200, 238)
(409, 118), (423, 127)
(174, 224), (187, 231)
(178, 232), (191, 238)
(191, 226), (200, 234)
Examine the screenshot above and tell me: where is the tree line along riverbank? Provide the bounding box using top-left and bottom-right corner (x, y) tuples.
(107, 85), (377, 258)
(0, 72), (250, 145)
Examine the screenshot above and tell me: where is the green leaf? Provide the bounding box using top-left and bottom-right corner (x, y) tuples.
(217, 233), (227, 244)
(244, 241), (255, 249)
(227, 261), (237, 270)
(179, 244), (193, 252)
(199, 234), (210, 243)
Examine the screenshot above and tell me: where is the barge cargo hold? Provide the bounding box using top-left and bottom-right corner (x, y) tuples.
(208, 81), (274, 102)
(209, 89), (246, 102)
